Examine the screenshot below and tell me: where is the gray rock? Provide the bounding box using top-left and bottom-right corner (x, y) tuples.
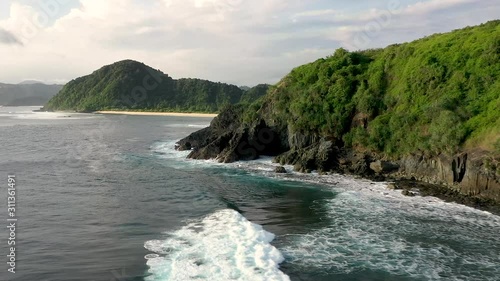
(387, 183), (398, 190)
(275, 166), (287, 174)
(402, 190), (416, 197)
(370, 160), (400, 174)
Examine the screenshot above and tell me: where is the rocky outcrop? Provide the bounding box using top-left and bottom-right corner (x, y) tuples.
(274, 166), (287, 173)
(177, 107), (500, 205)
(392, 152), (500, 203)
(175, 105), (243, 154)
(275, 140), (338, 173)
(176, 105), (286, 163)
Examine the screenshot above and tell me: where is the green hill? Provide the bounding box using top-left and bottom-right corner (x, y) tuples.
(249, 20), (500, 155)
(178, 20), (500, 203)
(44, 60), (247, 113)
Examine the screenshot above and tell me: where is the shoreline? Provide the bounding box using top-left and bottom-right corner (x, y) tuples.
(94, 111), (218, 118)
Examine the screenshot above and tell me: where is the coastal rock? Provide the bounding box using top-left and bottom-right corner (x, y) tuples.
(275, 140), (337, 173)
(402, 190), (416, 197)
(397, 152), (500, 203)
(387, 183), (399, 190)
(177, 107), (500, 205)
(177, 105), (287, 163)
(370, 160), (400, 174)
(275, 166), (287, 173)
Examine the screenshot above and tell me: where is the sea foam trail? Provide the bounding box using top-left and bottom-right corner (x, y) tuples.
(144, 209), (290, 281)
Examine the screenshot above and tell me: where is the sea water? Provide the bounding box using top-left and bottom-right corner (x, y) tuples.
(0, 106), (499, 281)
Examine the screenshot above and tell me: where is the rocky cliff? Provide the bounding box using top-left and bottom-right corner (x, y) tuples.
(177, 105), (500, 206)
(176, 21), (500, 207)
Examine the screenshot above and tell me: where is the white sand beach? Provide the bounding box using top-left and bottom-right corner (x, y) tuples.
(95, 111), (218, 117)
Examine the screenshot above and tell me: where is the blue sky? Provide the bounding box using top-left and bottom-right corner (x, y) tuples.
(0, 0), (499, 86)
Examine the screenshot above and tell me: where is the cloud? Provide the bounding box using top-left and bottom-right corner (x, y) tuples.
(0, 0), (498, 85)
(0, 28), (22, 45)
(402, 0), (478, 16)
(302, 0), (499, 50)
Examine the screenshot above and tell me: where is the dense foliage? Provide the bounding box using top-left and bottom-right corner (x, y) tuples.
(44, 60), (246, 113)
(256, 20), (500, 156)
(239, 84), (270, 104)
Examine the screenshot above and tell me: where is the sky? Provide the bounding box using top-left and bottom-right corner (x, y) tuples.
(0, 0), (499, 86)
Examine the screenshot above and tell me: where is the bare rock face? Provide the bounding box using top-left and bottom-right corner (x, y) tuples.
(275, 140), (338, 173)
(397, 152), (500, 203)
(176, 106), (243, 158)
(370, 160), (400, 174)
(176, 106), (500, 205)
(177, 105), (286, 163)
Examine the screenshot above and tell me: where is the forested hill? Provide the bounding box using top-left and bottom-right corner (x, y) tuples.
(252, 19), (500, 155)
(43, 60), (261, 112)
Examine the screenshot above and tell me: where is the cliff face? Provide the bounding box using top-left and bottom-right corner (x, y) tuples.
(177, 113), (500, 204)
(396, 152), (500, 202)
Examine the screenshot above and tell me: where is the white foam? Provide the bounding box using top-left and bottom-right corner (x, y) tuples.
(144, 209), (289, 281)
(154, 140), (500, 280)
(151, 141), (191, 160)
(280, 178), (500, 280)
(188, 124), (208, 128)
(0, 106), (102, 120)
(163, 124), (210, 128)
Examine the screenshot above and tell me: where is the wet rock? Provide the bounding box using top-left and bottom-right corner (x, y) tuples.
(274, 166), (287, 174)
(276, 140), (337, 174)
(387, 183), (399, 190)
(402, 190), (416, 197)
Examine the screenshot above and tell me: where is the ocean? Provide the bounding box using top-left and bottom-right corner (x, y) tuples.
(0, 106), (499, 281)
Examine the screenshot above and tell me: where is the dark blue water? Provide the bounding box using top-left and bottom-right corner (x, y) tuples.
(1, 107), (499, 281)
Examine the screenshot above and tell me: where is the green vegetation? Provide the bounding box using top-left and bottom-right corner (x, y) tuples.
(44, 60), (252, 113)
(239, 84), (270, 104)
(253, 20), (500, 156)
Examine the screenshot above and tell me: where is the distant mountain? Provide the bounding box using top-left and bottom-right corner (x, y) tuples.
(0, 83), (64, 106)
(18, 80), (44, 85)
(44, 60), (260, 113)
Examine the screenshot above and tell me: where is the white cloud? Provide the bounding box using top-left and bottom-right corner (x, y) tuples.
(0, 0), (498, 85)
(402, 0), (478, 15)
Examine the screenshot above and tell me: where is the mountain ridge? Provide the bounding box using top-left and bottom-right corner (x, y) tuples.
(0, 82), (63, 106)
